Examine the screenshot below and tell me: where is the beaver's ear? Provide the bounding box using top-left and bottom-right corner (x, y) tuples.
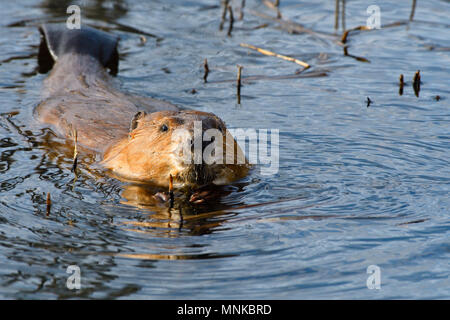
(129, 111), (147, 133)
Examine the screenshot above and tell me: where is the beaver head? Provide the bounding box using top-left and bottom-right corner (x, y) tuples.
(102, 110), (249, 188)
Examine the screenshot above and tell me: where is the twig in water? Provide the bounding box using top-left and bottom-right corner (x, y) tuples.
(71, 174), (78, 192)
(239, 0), (245, 20)
(46, 192), (51, 216)
(203, 58), (209, 83)
(398, 218), (427, 226)
(343, 46), (370, 63)
(237, 65), (243, 104)
(263, 0), (281, 19)
(409, 0), (417, 22)
(219, 0), (230, 31)
(262, 0), (278, 10)
(399, 74), (404, 96)
(71, 128), (78, 173)
(227, 5), (234, 37)
(340, 25), (371, 44)
(335, 0), (350, 32)
(413, 70), (421, 97)
(334, 0), (340, 31)
(169, 174), (174, 208)
(251, 23), (269, 30)
(240, 43), (310, 69)
(366, 97), (372, 107)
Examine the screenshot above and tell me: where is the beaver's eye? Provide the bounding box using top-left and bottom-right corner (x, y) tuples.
(160, 124), (169, 132)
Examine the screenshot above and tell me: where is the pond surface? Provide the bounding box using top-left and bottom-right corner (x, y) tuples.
(0, 0), (449, 299)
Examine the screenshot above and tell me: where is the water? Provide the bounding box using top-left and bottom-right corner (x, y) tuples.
(0, 0), (449, 299)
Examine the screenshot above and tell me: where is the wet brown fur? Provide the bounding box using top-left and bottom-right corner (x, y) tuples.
(36, 51), (248, 187)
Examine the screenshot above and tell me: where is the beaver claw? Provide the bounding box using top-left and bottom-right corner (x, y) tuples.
(153, 189), (219, 204)
(153, 192), (170, 203)
(189, 190), (217, 204)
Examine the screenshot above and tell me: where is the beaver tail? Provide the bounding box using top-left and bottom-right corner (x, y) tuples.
(38, 24), (119, 75)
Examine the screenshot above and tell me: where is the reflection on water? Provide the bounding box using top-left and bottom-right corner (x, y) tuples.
(0, 0), (449, 299)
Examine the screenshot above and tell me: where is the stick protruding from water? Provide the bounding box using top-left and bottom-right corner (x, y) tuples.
(240, 43), (310, 69)
(203, 58), (210, 83)
(71, 128), (78, 173)
(413, 70), (421, 97)
(399, 74), (404, 96)
(46, 192), (51, 216)
(237, 65), (243, 104)
(227, 4), (234, 37)
(169, 174), (174, 207)
(409, 0), (417, 22)
(219, 0), (230, 31)
(239, 0), (245, 20)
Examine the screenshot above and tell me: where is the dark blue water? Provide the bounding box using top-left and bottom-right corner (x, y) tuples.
(0, 0), (449, 299)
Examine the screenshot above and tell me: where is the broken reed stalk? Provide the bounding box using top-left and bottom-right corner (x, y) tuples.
(341, 0), (346, 31)
(237, 65), (243, 104)
(334, 0), (340, 31)
(413, 70), (421, 86)
(239, 0), (245, 20)
(340, 25), (371, 44)
(46, 192), (51, 216)
(409, 0), (417, 22)
(341, 30), (350, 43)
(413, 70), (421, 97)
(399, 74), (404, 96)
(219, 0), (229, 31)
(262, 0), (277, 10)
(203, 58), (209, 83)
(263, 0), (281, 19)
(276, 8), (281, 19)
(71, 128), (78, 173)
(343, 46), (370, 63)
(169, 174), (174, 207)
(227, 5), (234, 37)
(251, 23), (269, 30)
(274, 0), (281, 19)
(240, 43), (310, 69)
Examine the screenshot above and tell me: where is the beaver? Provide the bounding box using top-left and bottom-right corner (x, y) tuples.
(36, 24), (249, 189)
